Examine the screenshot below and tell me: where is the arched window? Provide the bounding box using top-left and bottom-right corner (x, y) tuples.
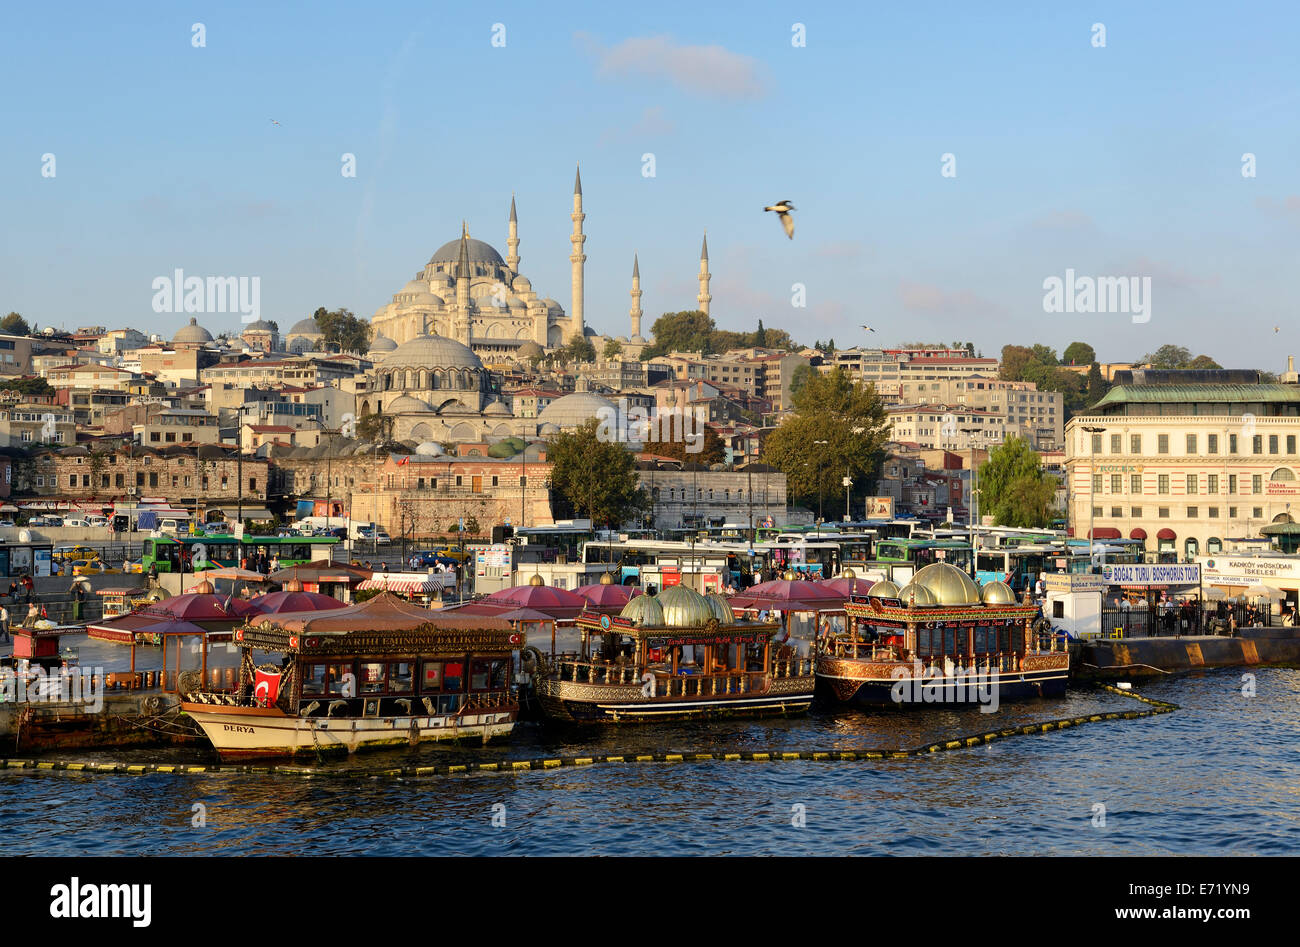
(1184, 537), (1199, 558)
(1270, 467), (1296, 481)
(1207, 537), (1222, 554)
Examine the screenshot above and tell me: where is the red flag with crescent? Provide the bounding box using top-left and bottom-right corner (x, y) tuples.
(253, 670), (281, 707)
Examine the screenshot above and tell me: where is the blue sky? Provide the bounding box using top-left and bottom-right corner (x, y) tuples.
(2, 1), (1297, 369)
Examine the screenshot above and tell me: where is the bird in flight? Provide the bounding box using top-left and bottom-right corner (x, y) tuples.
(764, 200), (795, 239)
(1275, 325), (1281, 333)
(860, 325), (876, 333)
(270, 119), (282, 126)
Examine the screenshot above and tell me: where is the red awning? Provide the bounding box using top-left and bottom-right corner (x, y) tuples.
(1157, 528), (1176, 540)
(1088, 527), (1122, 540)
(1130, 528), (1147, 540)
(357, 574), (455, 594)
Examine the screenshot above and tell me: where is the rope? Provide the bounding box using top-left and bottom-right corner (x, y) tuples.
(3, 683), (1177, 778)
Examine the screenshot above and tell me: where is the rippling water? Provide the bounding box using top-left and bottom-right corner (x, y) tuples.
(3, 669), (1297, 855)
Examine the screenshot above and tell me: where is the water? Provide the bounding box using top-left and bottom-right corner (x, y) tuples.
(3, 669), (1297, 855)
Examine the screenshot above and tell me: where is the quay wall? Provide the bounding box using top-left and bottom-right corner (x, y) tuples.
(0, 692), (194, 753)
(1077, 629), (1300, 679)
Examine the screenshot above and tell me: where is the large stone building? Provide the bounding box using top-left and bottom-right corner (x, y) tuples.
(1065, 364), (1300, 560)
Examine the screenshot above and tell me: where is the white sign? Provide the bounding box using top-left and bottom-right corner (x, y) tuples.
(1043, 573), (1107, 593)
(1103, 563), (1200, 585)
(1201, 557), (1300, 580)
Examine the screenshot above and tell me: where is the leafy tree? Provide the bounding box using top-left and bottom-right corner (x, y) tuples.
(602, 338), (623, 359)
(762, 368), (890, 517)
(547, 419), (648, 528)
(1187, 354), (1222, 370)
(1086, 362), (1108, 407)
(2, 376), (53, 397)
(560, 333), (596, 364)
(1, 312), (31, 336)
(754, 320), (768, 347)
(641, 311), (716, 358)
(1000, 345), (1034, 381)
(1063, 341), (1096, 365)
(356, 411), (394, 443)
(1142, 344), (1192, 369)
(313, 307), (371, 354)
(825, 338), (836, 353)
(642, 424), (726, 465)
(789, 363), (814, 400)
(978, 437), (1058, 528)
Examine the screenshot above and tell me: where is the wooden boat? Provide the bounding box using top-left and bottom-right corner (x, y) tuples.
(532, 584), (815, 723)
(817, 563), (1068, 708)
(180, 592), (520, 759)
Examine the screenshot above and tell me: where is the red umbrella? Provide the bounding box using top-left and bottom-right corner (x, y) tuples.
(147, 593), (256, 621)
(818, 575), (875, 599)
(484, 579), (588, 620)
(246, 590), (348, 615)
(573, 581), (640, 611)
(728, 577), (844, 612)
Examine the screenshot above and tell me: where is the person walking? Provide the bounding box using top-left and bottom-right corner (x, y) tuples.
(0, 602), (10, 643)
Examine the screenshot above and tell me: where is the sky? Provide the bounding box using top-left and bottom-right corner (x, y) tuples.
(2, 1), (1298, 369)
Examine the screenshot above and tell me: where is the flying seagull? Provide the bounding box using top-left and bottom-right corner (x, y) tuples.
(269, 119), (282, 126)
(764, 200), (795, 239)
(860, 325), (876, 332)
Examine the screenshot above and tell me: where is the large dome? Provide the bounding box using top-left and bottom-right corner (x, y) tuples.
(380, 333), (483, 369)
(656, 584), (715, 628)
(386, 395), (433, 413)
(367, 332), (397, 354)
(173, 317), (213, 344)
(537, 391), (615, 429)
(980, 580), (1018, 605)
(912, 562), (981, 605)
(428, 237), (505, 267)
(289, 317), (321, 336)
(620, 593), (664, 626)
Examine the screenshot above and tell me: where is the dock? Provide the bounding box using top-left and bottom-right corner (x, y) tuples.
(1074, 627), (1300, 679)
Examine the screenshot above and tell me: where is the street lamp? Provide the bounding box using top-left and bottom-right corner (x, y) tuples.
(1082, 424), (1107, 573)
(959, 427), (981, 577)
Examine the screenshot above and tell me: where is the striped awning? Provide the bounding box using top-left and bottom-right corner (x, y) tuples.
(357, 573), (456, 594)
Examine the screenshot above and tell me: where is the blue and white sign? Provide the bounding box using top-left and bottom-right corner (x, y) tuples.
(1103, 563), (1200, 586)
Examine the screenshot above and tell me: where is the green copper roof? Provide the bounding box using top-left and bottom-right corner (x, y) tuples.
(1093, 384), (1300, 409)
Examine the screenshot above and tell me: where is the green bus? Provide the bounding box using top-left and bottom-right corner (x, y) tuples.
(868, 538), (974, 584)
(141, 535), (341, 572)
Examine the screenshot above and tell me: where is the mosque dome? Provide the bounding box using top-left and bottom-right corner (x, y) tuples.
(537, 391), (615, 429)
(656, 584), (715, 628)
(244, 319), (274, 332)
(511, 275), (532, 292)
(483, 400), (511, 417)
(428, 237), (505, 267)
(173, 317), (213, 344)
(380, 333), (483, 369)
(401, 279), (430, 296)
(415, 441), (443, 456)
(980, 580), (1018, 605)
(366, 333), (397, 354)
(517, 341), (544, 360)
(387, 395), (434, 413)
(289, 317), (321, 337)
(912, 562), (981, 605)
(620, 593), (664, 626)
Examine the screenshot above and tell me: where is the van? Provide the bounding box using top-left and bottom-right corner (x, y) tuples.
(159, 518), (183, 535)
(85, 515), (107, 528)
(64, 518), (90, 528)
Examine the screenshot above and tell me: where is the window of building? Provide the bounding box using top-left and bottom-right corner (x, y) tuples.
(491, 476), (499, 487)
(1253, 506), (1263, 518)
(1270, 435), (1279, 455)
(1131, 506), (1142, 517)
(1186, 475), (1197, 495)
(1158, 507), (1170, 518)
(1091, 433), (1102, 454)
(1228, 474), (1237, 494)
(1158, 475), (1169, 494)
(1207, 433), (1218, 454)
(1092, 506), (1102, 518)
(1130, 474), (1142, 494)
(1110, 506), (1122, 518)
(115, 474), (124, 487)
(1253, 435), (1263, 455)
(1207, 474), (1218, 493)
(1111, 474), (1122, 493)
(1208, 507), (1219, 518)
(1110, 433), (1121, 453)
(1187, 506), (1198, 518)
(1158, 434), (1169, 454)
(1130, 434), (1141, 454)
(1092, 474), (1102, 495)
(1229, 433), (1238, 454)
(1290, 435), (1297, 455)
(1186, 434), (1197, 454)
(455, 476), (463, 487)
(149, 473), (158, 487)
(1253, 474), (1263, 494)
(1229, 506), (1238, 518)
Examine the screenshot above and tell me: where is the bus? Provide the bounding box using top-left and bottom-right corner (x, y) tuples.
(141, 535), (341, 573)
(866, 538), (974, 585)
(514, 521), (595, 563)
(582, 536), (842, 586)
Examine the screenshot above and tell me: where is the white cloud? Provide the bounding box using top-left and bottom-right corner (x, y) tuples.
(576, 32), (769, 100)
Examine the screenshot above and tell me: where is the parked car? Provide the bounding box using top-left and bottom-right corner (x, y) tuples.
(71, 559), (120, 576)
(0, 519), (16, 529)
(84, 515), (106, 528)
(53, 545), (100, 563)
(26, 516), (49, 527)
(63, 517), (91, 528)
(202, 522), (232, 536)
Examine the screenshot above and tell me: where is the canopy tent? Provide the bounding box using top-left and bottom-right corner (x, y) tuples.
(245, 589), (348, 615)
(357, 573), (456, 594)
(483, 579), (589, 621)
(572, 580), (641, 612)
(727, 577), (845, 613)
(268, 561), (373, 586)
(243, 590), (513, 634)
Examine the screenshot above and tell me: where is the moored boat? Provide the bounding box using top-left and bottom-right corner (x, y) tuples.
(533, 584), (815, 723)
(180, 592), (520, 759)
(817, 562), (1068, 709)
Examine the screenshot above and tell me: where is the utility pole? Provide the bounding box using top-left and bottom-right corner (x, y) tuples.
(960, 427), (981, 579)
(1082, 424), (1107, 573)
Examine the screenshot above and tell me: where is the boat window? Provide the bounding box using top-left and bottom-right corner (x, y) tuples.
(360, 662), (386, 693)
(471, 659), (508, 691)
(443, 661), (464, 692)
(302, 663), (328, 696)
(321, 662), (353, 694)
(388, 662), (414, 693)
(943, 627), (955, 654)
(420, 660), (465, 693)
(421, 661), (443, 692)
(974, 628), (988, 652)
(917, 627), (932, 654)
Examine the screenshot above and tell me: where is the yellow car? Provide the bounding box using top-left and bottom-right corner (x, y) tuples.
(436, 547), (471, 562)
(54, 545), (100, 563)
(70, 559), (119, 576)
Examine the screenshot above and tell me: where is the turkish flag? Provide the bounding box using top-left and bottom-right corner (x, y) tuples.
(253, 670), (282, 707)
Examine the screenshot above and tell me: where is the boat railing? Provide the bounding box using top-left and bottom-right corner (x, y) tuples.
(551, 658), (642, 686)
(459, 691), (516, 714)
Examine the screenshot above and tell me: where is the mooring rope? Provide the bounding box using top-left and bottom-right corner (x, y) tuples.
(2, 684), (1177, 779)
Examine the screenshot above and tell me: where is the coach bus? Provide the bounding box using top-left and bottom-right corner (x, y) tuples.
(140, 535), (340, 572)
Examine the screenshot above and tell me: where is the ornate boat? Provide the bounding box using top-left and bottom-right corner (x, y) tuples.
(180, 592), (520, 759)
(816, 563), (1068, 709)
(532, 584), (815, 723)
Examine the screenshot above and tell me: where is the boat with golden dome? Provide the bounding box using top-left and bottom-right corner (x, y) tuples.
(816, 562), (1068, 708)
(532, 583), (816, 723)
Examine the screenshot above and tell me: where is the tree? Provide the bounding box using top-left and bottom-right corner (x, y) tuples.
(1000, 345), (1034, 381)
(1086, 362), (1107, 407)
(356, 411), (394, 443)
(560, 333), (596, 364)
(762, 368), (890, 517)
(1063, 341), (1096, 365)
(641, 311), (716, 358)
(1, 312), (30, 336)
(1187, 354), (1222, 370)
(313, 307), (371, 354)
(1142, 344), (1192, 369)
(547, 419), (648, 528)
(978, 436), (1059, 528)
(643, 424), (726, 465)
(754, 320), (768, 347)
(1, 376), (53, 397)
(602, 338), (624, 359)
(789, 363), (814, 401)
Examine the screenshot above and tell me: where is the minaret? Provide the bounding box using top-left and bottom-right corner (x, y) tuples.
(629, 254), (643, 339)
(455, 221), (471, 344)
(570, 163), (586, 339)
(697, 232), (711, 316)
(506, 194), (520, 273)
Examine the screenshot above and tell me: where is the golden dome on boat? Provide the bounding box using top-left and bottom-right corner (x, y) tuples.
(704, 592), (735, 624)
(980, 580), (1018, 605)
(912, 562), (980, 605)
(656, 584), (715, 628)
(867, 579), (899, 598)
(782, 570), (797, 581)
(897, 581), (936, 606)
(619, 593), (664, 626)
(529, 574), (545, 586)
(841, 567), (856, 579)
(598, 572), (615, 585)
